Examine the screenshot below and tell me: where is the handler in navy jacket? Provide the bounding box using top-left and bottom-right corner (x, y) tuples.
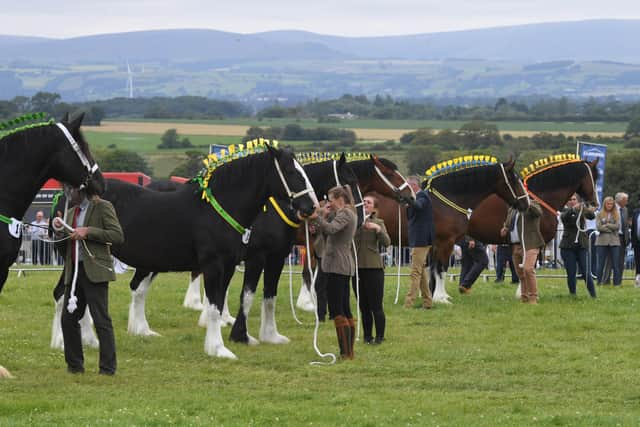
(403, 176), (435, 309)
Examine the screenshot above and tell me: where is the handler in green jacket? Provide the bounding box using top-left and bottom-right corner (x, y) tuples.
(55, 184), (124, 375)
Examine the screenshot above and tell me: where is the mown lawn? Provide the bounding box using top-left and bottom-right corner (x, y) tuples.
(1, 268), (639, 426)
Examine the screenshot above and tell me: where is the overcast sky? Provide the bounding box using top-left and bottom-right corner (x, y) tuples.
(2, 0), (639, 38)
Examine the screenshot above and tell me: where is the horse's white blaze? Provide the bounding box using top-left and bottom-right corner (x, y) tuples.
(296, 283), (315, 312)
(127, 273), (160, 336)
(204, 303), (237, 359)
(79, 309), (99, 348)
(183, 274), (203, 310)
(432, 271), (452, 304)
(259, 297), (289, 344)
(51, 297), (65, 350)
(515, 283), (522, 299)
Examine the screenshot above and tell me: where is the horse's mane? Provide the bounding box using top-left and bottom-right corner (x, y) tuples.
(343, 154), (398, 179)
(425, 155), (498, 179)
(0, 114), (56, 160)
(523, 155), (596, 192)
(426, 163), (501, 194)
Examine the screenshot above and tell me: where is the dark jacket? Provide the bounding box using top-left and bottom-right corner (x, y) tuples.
(559, 206), (595, 249)
(61, 198), (124, 285)
(631, 208), (640, 249)
(314, 207), (357, 276)
(407, 190), (434, 248)
(354, 213), (391, 269)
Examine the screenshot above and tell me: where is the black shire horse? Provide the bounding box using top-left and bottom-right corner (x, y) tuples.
(0, 113), (102, 292)
(99, 146), (314, 359)
(227, 155), (362, 345)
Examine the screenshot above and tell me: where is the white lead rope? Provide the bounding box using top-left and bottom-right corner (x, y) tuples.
(52, 217), (80, 313)
(394, 203), (402, 304)
(304, 221), (336, 366)
(288, 252), (303, 325)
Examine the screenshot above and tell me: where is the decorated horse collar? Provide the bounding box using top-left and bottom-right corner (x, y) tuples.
(424, 155), (498, 218)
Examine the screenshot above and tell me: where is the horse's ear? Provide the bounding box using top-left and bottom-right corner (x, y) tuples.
(69, 112), (85, 132)
(338, 152), (346, 166)
(503, 155), (515, 171)
(60, 112), (70, 123)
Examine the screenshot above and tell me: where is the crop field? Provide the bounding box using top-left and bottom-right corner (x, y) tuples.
(1, 269), (639, 426)
(89, 119), (626, 140)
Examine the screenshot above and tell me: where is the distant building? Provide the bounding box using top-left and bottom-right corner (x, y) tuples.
(327, 112), (357, 120)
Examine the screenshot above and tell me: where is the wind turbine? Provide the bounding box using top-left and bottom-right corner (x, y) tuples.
(126, 61), (134, 98)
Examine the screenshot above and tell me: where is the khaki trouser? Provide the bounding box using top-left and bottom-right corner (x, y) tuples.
(404, 246), (433, 308)
(512, 244), (539, 303)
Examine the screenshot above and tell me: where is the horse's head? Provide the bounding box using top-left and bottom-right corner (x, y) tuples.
(497, 157), (530, 211)
(369, 155), (415, 203)
(576, 158), (600, 209)
(52, 113), (104, 194)
(266, 145), (317, 218)
(335, 153), (365, 226)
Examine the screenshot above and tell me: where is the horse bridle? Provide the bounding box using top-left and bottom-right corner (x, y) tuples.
(373, 165), (415, 200)
(332, 160), (365, 219)
(499, 163), (530, 207)
(56, 123), (99, 190)
(273, 158), (319, 206)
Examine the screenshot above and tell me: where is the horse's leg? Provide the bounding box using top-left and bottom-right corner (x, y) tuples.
(260, 254), (290, 344)
(221, 285), (235, 326)
(51, 273), (66, 350)
(297, 255), (315, 312)
(431, 245), (453, 304)
(230, 255), (264, 345)
(128, 271), (161, 336)
(203, 261), (237, 359)
(183, 272), (203, 310)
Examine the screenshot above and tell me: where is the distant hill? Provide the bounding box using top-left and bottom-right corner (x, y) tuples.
(0, 20), (639, 101)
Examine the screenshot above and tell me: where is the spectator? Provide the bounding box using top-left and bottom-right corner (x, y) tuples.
(493, 244), (519, 284)
(630, 195), (640, 287)
(30, 211), (49, 264)
(595, 196), (622, 286)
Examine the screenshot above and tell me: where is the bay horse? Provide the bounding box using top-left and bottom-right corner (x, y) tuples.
(0, 112), (102, 377)
(466, 155), (599, 298)
(371, 156), (529, 303)
(88, 144), (316, 359)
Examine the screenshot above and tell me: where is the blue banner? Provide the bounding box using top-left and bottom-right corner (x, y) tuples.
(209, 144), (228, 156)
(577, 141), (607, 206)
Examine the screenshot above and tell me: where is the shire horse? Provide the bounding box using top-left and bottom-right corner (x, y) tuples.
(125, 154), (363, 340)
(466, 154), (599, 297)
(80, 143), (315, 359)
(0, 112), (102, 377)
(371, 156), (529, 303)
(297, 153), (416, 309)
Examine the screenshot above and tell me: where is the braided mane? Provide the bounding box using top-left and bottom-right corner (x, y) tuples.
(0, 112), (53, 140)
(520, 154), (579, 179)
(425, 155), (498, 179)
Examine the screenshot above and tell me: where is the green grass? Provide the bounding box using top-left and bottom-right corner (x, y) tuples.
(1, 268), (639, 425)
(83, 131), (242, 153)
(107, 118), (628, 133)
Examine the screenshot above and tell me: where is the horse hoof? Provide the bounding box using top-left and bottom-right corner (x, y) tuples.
(260, 334), (290, 344)
(433, 297), (452, 304)
(206, 346), (237, 359)
(184, 301), (204, 311)
(0, 366), (13, 379)
(247, 335), (260, 346)
(221, 315), (236, 327)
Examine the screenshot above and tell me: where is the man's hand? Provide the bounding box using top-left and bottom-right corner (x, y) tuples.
(500, 226), (508, 237)
(70, 227), (89, 240)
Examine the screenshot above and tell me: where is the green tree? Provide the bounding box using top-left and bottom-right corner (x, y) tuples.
(605, 151), (640, 209)
(30, 92), (61, 115)
(158, 129), (193, 149)
(457, 121), (502, 149)
(96, 149), (152, 176)
(405, 146), (440, 176)
(624, 116), (640, 138)
(171, 151), (205, 178)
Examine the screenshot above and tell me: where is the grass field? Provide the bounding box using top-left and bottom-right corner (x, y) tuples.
(1, 268), (639, 426)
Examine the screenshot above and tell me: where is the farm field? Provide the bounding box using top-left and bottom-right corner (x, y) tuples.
(1, 269), (639, 426)
(88, 119), (626, 140)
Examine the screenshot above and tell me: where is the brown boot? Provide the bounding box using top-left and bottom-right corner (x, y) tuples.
(346, 318), (356, 360)
(334, 316), (351, 359)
